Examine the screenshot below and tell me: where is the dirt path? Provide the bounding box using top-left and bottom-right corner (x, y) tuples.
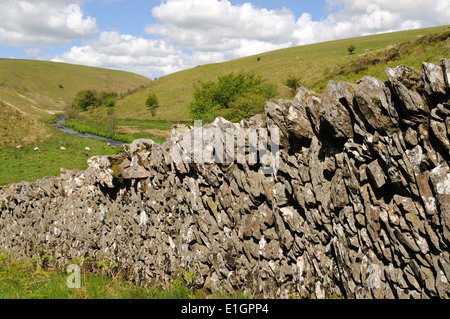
(0, 98), (27, 115)
(17, 94), (63, 115)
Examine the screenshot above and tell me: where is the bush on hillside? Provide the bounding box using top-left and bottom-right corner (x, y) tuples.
(189, 71), (278, 123)
(284, 74), (302, 96)
(146, 93), (160, 117)
(72, 90), (99, 111)
(217, 92), (268, 122)
(72, 90), (118, 111)
(347, 44), (356, 55)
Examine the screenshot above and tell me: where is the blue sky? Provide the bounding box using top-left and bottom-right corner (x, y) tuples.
(0, 0), (448, 79)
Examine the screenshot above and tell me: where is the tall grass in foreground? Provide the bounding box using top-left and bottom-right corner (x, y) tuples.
(0, 252), (255, 299)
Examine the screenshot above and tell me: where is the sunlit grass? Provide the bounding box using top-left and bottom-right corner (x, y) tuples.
(113, 25), (449, 121)
(0, 253), (255, 299)
(0, 126), (123, 186)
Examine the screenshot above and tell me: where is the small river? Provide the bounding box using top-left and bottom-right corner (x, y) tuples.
(52, 115), (125, 147)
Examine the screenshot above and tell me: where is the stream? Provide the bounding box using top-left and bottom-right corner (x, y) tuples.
(53, 115), (125, 147)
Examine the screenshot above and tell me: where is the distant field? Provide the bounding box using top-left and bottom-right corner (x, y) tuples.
(110, 24), (450, 121)
(0, 59), (154, 185)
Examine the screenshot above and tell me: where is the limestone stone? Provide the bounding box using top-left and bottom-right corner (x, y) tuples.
(422, 62), (447, 100)
(386, 65), (429, 123)
(366, 159), (386, 189)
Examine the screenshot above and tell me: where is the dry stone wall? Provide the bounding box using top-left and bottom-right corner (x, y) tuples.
(1, 61), (450, 299)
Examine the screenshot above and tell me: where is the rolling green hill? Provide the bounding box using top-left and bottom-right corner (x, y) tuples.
(0, 59), (152, 146)
(0, 58), (152, 110)
(107, 24), (449, 121)
(0, 59), (152, 185)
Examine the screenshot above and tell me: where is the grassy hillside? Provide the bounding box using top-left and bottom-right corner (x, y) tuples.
(0, 58), (152, 109)
(0, 59), (152, 185)
(0, 59), (152, 146)
(110, 24), (449, 121)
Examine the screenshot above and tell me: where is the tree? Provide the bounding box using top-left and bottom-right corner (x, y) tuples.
(189, 71), (278, 123)
(104, 97), (116, 109)
(72, 90), (100, 111)
(72, 90), (118, 111)
(218, 92), (267, 122)
(348, 44), (356, 55)
(64, 103), (79, 120)
(146, 93), (159, 117)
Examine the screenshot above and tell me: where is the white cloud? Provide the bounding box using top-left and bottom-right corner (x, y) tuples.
(53, 0), (449, 78)
(52, 31), (183, 78)
(0, 0), (97, 46)
(322, 0), (450, 36)
(146, 0), (297, 52)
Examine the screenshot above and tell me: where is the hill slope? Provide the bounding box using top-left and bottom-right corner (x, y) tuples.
(0, 59), (152, 146)
(111, 24), (449, 121)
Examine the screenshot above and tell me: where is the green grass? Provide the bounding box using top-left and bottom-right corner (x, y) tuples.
(117, 118), (190, 131)
(65, 118), (116, 139)
(111, 25), (450, 121)
(64, 117), (170, 145)
(0, 126), (123, 186)
(0, 252), (255, 299)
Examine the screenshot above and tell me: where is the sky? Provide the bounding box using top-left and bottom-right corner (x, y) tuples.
(0, 0), (449, 79)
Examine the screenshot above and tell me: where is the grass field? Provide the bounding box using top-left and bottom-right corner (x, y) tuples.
(0, 58), (151, 108)
(64, 117), (176, 144)
(0, 126), (123, 186)
(0, 59), (153, 185)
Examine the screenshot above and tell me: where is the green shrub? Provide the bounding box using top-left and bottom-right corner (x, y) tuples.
(189, 71), (278, 123)
(72, 90), (118, 111)
(284, 74), (302, 96)
(218, 92), (267, 122)
(146, 93), (160, 117)
(348, 44), (356, 55)
(72, 90), (100, 111)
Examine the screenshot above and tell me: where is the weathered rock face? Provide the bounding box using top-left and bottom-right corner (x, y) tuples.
(1, 60), (449, 299)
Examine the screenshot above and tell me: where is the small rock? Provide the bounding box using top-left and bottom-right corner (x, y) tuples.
(85, 147), (91, 151)
(317, 81), (354, 140)
(354, 76), (398, 134)
(60, 147), (66, 151)
(367, 159), (387, 189)
(386, 65), (429, 123)
(33, 147), (39, 151)
(422, 62), (447, 99)
(16, 145), (22, 149)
